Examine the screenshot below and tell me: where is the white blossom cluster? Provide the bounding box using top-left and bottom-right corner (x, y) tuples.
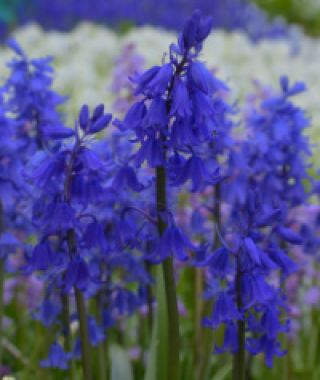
(0, 22), (319, 163)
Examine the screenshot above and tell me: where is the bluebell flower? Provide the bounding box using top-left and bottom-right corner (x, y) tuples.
(88, 316), (105, 346)
(63, 256), (90, 293)
(171, 155), (220, 192)
(82, 222), (108, 252)
(247, 335), (286, 368)
(260, 305), (288, 339)
(146, 223), (193, 263)
(40, 342), (70, 370)
(214, 322), (238, 354)
(170, 78), (192, 118)
(267, 247), (297, 276)
(205, 247), (230, 277)
(139, 63), (173, 97)
(241, 272), (274, 308)
(42, 125), (74, 140)
(28, 241), (56, 271)
(34, 299), (62, 327)
(180, 9), (213, 52)
(112, 165), (145, 192)
(275, 226), (303, 245)
(189, 61), (227, 95)
(203, 292), (241, 328)
(134, 134), (165, 168)
(134, 66), (161, 96)
(114, 101), (147, 132)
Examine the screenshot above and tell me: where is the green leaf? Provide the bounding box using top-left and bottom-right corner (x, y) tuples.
(144, 266), (168, 380)
(213, 362), (232, 380)
(110, 344), (133, 380)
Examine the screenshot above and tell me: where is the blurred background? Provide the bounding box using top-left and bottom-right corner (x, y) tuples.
(0, 0), (319, 41)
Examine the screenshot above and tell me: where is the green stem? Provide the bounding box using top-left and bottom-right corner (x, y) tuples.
(0, 199), (5, 366)
(198, 184), (221, 379)
(232, 257), (245, 380)
(75, 289), (92, 380)
(67, 229), (92, 380)
(194, 268), (203, 380)
(96, 294), (108, 380)
(62, 294), (75, 380)
(98, 342), (107, 380)
(156, 166), (180, 380)
(145, 261), (154, 334)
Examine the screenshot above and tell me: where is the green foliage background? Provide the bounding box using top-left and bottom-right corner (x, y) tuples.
(253, 0), (320, 35)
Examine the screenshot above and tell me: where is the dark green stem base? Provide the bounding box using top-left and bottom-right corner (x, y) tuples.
(75, 289), (92, 380)
(156, 166), (180, 380)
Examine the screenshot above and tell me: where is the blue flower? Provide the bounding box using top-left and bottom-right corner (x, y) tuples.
(203, 292), (241, 328)
(40, 342), (70, 370)
(170, 78), (192, 118)
(63, 256), (89, 293)
(189, 61), (227, 95)
(247, 335), (286, 368)
(28, 241), (56, 271)
(214, 322), (238, 354)
(34, 299), (62, 327)
(267, 247), (297, 276)
(42, 125), (74, 140)
(114, 101), (147, 132)
(275, 226), (303, 245)
(145, 223), (193, 263)
(206, 247), (230, 277)
(241, 273), (274, 308)
(134, 135), (165, 168)
(88, 316), (105, 346)
(112, 165), (145, 192)
(171, 155), (220, 192)
(180, 9), (213, 52)
(82, 222), (108, 251)
(139, 63), (173, 97)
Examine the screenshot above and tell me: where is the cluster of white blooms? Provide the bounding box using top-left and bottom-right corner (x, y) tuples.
(0, 22), (319, 163)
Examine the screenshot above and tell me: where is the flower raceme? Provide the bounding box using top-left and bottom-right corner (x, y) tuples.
(115, 8), (231, 199)
(27, 104), (150, 369)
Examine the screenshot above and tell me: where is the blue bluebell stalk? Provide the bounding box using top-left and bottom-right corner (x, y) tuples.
(115, 9), (233, 378)
(202, 181), (296, 370)
(199, 77), (314, 372)
(244, 77), (312, 216)
(0, 97), (21, 365)
(2, 39), (66, 158)
(27, 104), (113, 378)
(28, 102), (150, 374)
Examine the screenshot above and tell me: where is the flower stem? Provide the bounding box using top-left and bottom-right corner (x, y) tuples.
(145, 260), (154, 334)
(67, 229), (92, 380)
(156, 166), (180, 380)
(232, 256), (245, 380)
(0, 199), (5, 366)
(194, 267), (204, 380)
(75, 288), (92, 380)
(198, 184), (221, 379)
(96, 294), (108, 380)
(62, 294), (75, 380)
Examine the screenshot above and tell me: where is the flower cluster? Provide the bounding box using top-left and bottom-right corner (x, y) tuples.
(1, 39), (66, 158)
(27, 105), (150, 367)
(114, 9), (232, 264)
